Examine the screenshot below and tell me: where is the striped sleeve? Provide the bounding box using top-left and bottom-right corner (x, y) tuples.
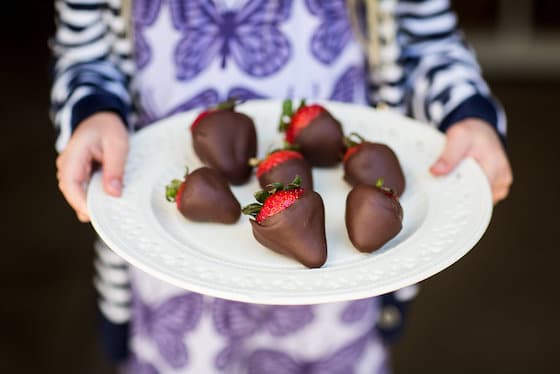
(94, 239), (131, 324)
(369, 0), (506, 140)
(50, 0), (133, 152)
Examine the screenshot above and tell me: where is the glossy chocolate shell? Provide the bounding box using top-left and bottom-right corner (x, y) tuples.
(178, 167), (241, 223)
(345, 184), (403, 253)
(250, 190), (327, 268)
(258, 158), (314, 190)
(344, 142), (405, 196)
(192, 110), (257, 185)
(294, 111), (344, 167)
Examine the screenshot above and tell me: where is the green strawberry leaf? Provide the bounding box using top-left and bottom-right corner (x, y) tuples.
(278, 99), (294, 132)
(241, 203), (263, 217)
(165, 179), (182, 202)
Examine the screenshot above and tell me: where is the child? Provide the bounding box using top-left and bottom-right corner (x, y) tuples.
(52, 0), (512, 372)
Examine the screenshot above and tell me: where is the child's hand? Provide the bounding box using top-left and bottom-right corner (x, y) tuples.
(430, 118), (513, 204)
(56, 112), (129, 222)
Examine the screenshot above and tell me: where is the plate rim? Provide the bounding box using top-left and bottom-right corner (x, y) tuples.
(88, 100), (493, 304)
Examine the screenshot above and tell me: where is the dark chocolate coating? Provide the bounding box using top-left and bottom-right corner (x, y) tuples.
(258, 158), (314, 190)
(345, 184), (403, 253)
(294, 111), (344, 167)
(192, 110), (257, 185)
(250, 190), (327, 268)
(179, 167), (241, 223)
(344, 142), (406, 196)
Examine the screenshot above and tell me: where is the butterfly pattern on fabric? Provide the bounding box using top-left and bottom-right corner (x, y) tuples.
(132, 291), (204, 369)
(126, 354), (160, 374)
(212, 299), (315, 338)
(305, 0), (353, 65)
(212, 299), (314, 369)
(246, 332), (371, 374)
(329, 65), (366, 103)
(133, 0), (163, 69)
(169, 0), (293, 81)
(135, 86), (266, 128)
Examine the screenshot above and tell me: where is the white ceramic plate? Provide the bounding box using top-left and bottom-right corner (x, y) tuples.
(87, 100), (492, 305)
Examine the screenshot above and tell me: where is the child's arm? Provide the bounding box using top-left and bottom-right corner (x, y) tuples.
(372, 0), (512, 203)
(51, 0), (132, 221)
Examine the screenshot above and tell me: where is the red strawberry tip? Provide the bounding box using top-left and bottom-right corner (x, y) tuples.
(253, 147), (304, 177)
(241, 175), (303, 220)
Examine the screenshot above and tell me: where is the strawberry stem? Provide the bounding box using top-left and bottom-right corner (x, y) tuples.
(343, 132), (366, 149)
(375, 177), (398, 198)
(282, 141), (300, 151)
(254, 190), (271, 203)
(264, 142), (301, 159)
(165, 179), (182, 202)
(213, 97), (241, 111)
(278, 99), (294, 132)
(286, 175), (302, 190)
(241, 203), (263, 218)
(248, 157), (261, 167)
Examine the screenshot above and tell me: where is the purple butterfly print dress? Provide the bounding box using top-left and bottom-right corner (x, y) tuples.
(127, 1), (385, 373)
(131, 0), (367, 128)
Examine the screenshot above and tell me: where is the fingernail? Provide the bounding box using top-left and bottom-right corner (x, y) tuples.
(109, 179), (122, 193)
(432, 160), (447, 172)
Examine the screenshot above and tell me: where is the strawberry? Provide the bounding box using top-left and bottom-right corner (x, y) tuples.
(190, 98), (235, 131)
(191, 98), (257, 185)
(166, 166), (241, 224)
(278, 99), (344, 167)
(249, 145), (313, 190)
(342, 132), (406, 196)
(345, 178), (403, 253)
(242, 176), (327, 268)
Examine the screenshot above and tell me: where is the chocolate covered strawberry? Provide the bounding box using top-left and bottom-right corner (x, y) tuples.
(249, 145), (313, 190)
(166, 166), (241, 224)
(242, 176), (327, 268)
(345, 179), (403, 253)
(191, 99), (257, 185)
(278, 99), (344, 167)
(343, 133), (405, 196)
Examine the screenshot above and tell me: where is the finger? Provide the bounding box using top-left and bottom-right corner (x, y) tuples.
(430, 126), (471, 176)
(77, 212), (90, 223)
(493, 185), (510, 205)
(58, 153), (91, 219)
(59, 167), (89, 221)
(101, 136), (129, 197)
(492, 170), (513, 204)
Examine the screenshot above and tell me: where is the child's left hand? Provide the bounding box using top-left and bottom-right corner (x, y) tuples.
(430, 118), (513, 204)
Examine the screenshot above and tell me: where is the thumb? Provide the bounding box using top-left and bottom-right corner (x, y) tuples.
(430, 126), (471, 176)
(101, 135), (129, 197)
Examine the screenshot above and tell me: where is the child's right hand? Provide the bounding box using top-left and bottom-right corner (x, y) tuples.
(56, 112), (129, 222)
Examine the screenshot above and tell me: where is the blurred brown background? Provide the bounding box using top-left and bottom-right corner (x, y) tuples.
(1, 0), (559, 373)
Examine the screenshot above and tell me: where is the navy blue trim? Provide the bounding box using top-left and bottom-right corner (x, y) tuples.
(70, 92), (129, 131)
(96, 308), (129, 363)
(377, 293), (412, 344)
(439, 93), (506, 146)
